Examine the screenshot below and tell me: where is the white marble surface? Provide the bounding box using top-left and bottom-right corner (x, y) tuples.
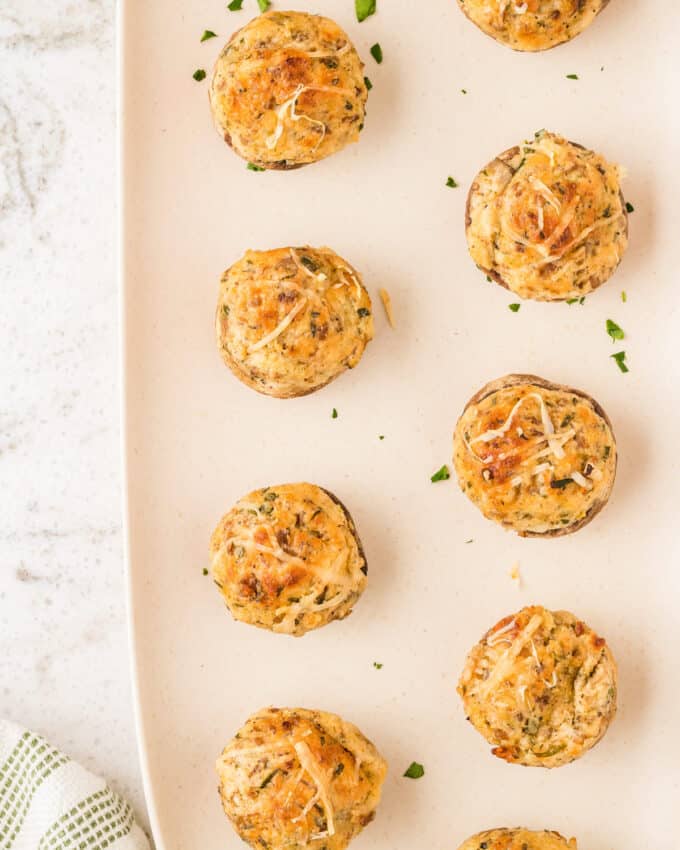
(0, 0), (148, 833)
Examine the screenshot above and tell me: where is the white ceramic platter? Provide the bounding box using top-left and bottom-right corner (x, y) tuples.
(120, 2), (680, 848)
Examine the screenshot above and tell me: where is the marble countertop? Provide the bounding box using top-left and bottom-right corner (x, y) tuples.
(0, 0), (147, 832)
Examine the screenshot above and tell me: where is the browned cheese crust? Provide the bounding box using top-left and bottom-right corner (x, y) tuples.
(453, 374), (617, 537)
(209, 11), (368, 169)
(457, 827), (578, 850)
(458, 606), (617, 768)
(457, 0), (610, 51)
(216, 707), (387, 850)
(466, 131), (628, 301)
(216, 246), (374, 399)
(210, 483), (367, 636)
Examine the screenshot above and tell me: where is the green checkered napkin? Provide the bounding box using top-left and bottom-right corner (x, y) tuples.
(0, 720), (150, 850)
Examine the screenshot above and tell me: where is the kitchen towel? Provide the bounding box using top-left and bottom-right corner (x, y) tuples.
(0, 719), (150, 850)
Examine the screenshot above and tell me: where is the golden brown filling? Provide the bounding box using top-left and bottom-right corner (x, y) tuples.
(458, 606), (617, 767)
(217, 247), (373, 398)
(210, 11), (367, 167)
(466, 131), (627, 300)
(458, 0), (606, 51)
(453, 379), (616, 534)
(217, 708), (386, 850)
(210, 483), (366, 635)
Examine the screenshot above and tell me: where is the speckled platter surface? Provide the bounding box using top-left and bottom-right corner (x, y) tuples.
(121, 2), (680, 848)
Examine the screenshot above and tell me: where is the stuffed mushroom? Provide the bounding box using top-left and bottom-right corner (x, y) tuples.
(210, 483), (367, 636)
(216, 707), (387, 850)
(216, 247), (373, 398)
(458, 605), (618, 768)
(457, 0), (610, 52)
(466, 130), (628, 301)
(457, 828), (577, 850)
(209, 11), (368, 169)
(453, 374), (617, 537)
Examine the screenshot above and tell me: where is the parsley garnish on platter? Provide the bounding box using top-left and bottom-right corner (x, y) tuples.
(355, 0), (376, 22)
(257, 0), (271, 11)
(403, 762), (425, 779)
(446, 176), (458, 188)
(606, 319), (625, 342)
(200, 30), (218, 41)
(625, 201), (635, 213)
(373, 662), (383, 669)
(364, 76), (373, 91)
(247, 162), (265, 171)
(611, 351), (629, 373)
(370, 43), (383, 64)
(192, 69), (207, 81)
(508, 303), (521, 312)
(227, 0), (244, 8)
(332, 408), (338, 419)
(566, 73), (579, 80)
(431, 465), (450, 483)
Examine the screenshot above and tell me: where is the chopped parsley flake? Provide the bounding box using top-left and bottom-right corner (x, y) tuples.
(355, 0), (376, 22)
(257, 0), (271, 11)
(550, 478), (573, 489)
(357, 307), (371, 317)
(364, 76), (373, 91)
(227, 0), (243, 8)
(379, 435), (385, 440)
(621, 291), (627, 303)
(370, 43), (383, 64)
(566, 296), (586, 305)
(247, 162), (265, 171)
(566, 73), (579, 80)
(461, 88), (467, 94)
(508, 303), (521, 312)
(202, 568), (209, 576)
(611, 351), (629, 373)
(200, 30), (218, 41)
(332, 408), (338, 419)
(606, 319), (625, 343)
(403, 762), (425, 779)
(192, 68), (207, 81)
(373, 662), (383, 669)
(465, 539), (473, 544)
(446, 176), (458, 188)
(431, 465), (450, 483)
(259, 769), (279, 789)
(625, 201), (635, 213)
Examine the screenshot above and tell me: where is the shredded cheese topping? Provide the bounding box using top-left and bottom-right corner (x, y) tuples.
(465, 390), (583, 492)
(487, 618), (517, 647)
(478, 613), (544, 697)
(265, 84), (354, 153)
(248, 297), (307, 353)
(293, 741), (336, 838)
(379, 288), (395, 328)
(468, 131), (627, 300)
